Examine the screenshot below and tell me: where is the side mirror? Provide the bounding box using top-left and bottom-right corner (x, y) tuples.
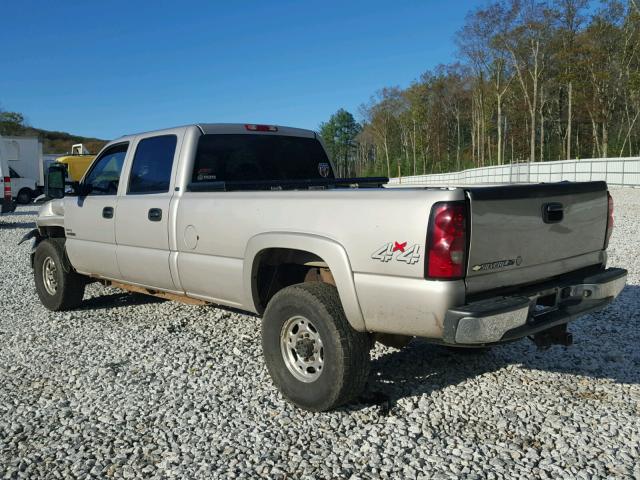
(45, 165), (66, 199)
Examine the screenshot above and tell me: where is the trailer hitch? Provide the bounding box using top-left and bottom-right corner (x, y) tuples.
(531, 324), (573, 350)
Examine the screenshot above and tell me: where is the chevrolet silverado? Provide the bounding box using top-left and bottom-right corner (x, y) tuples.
(23, 123), (627, 411)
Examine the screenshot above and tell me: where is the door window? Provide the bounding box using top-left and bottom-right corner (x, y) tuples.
(128, 135), (177, 194)
(84, 143), (128, 196)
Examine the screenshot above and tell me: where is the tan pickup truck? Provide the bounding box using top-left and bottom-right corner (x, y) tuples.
(23, 123), (627, 411)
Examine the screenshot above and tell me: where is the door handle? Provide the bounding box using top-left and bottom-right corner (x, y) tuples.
(148, 208), (162, 222)
(542, 203), (563, 223)
(102, 206), (114, 219)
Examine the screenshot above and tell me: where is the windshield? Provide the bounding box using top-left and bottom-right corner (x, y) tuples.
(192, 134), (333, 184)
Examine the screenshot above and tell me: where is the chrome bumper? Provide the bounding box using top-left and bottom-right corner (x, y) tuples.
(444, 267), (627, 345)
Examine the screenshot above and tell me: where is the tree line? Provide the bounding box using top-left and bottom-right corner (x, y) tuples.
(320, 0), (640, 179)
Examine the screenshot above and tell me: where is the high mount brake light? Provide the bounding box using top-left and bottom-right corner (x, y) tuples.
(605, 191), (614, 248)
(245, 124), (278, 132)
(3, 177), (11, 200)
(426, 202), (467, 280)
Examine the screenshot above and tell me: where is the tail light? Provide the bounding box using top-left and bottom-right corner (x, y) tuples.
(604, 191), (614, 248)
(3, 177), (11, 201)
(245, 124), (278, 132)
(426, 201), (468, 279)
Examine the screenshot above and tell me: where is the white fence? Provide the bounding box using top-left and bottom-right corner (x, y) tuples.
(388, 157), (640, 187)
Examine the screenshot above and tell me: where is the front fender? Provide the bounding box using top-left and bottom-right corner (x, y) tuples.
(18, 228), (43, 268)
(18, 228), (40, 246)
(243, 232), (366, 332)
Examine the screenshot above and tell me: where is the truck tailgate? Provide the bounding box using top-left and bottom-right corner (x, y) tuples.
(465, 182), (608, 294)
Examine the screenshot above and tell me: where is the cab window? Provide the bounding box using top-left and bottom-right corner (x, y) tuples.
(192, 134), (333, 184)
(128, 135), (177, 194)
(83, 143), (128, 196)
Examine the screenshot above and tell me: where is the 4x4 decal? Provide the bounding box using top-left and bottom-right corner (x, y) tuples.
(371, 242), (421, 264)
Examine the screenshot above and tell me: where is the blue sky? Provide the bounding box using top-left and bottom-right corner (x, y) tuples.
(1, 1), (488, 139)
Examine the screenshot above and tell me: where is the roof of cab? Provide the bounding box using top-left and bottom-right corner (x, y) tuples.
(112, 123), (318, 144)
(197, 123), (316, 138)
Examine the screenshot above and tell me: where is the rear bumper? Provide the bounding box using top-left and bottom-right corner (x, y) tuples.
(1, 197), (16, 214)
(443, 267), (627, 345)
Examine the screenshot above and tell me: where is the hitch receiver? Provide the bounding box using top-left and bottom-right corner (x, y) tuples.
(531, 324), (573, 350)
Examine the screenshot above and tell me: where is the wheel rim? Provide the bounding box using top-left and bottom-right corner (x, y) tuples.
(42, 256), (58, 295)
(280, 315), (324, 383)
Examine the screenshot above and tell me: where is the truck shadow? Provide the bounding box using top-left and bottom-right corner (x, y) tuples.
(78, 291), (164, 311)
(355, 284), (639, 413)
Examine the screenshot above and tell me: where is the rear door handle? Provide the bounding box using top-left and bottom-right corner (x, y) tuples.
(102, 206), (114, 219)
(542, 203), (563, 223)
(148, 208), (162, 222)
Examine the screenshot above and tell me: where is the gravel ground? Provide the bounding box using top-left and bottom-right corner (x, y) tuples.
(1, 189), (639, 479)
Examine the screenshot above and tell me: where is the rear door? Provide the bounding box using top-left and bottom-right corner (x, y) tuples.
(114, 132), (182, 291)
(64, 143), (129, 278)
(465, 182), (608, 294)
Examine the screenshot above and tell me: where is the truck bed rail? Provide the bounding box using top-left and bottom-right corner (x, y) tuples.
(186, 177), (389, 192)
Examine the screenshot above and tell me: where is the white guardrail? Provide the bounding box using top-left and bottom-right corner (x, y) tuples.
(387, 157), (640, 187)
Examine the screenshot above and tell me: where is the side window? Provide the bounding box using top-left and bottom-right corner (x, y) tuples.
(128, 135), (177, 194)
(84, 143), (128, 196)
(9, 168), (20, 178)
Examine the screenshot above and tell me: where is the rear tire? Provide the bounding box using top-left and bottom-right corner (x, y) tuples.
(34, 239), (86, 311)
(17, 188), (32, 204)
(262, 282), (370, 411)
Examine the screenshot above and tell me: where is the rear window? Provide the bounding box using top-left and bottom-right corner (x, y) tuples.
(192, 134), (333, 184)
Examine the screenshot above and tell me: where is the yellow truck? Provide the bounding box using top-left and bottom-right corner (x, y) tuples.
(55, 144), (95, 181)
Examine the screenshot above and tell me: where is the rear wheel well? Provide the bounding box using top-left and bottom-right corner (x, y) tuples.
(252, 248), (336, 314)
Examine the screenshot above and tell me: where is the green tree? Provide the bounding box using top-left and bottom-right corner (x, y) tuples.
(0, 110), (27, 135)
(319, 109), (361, 177)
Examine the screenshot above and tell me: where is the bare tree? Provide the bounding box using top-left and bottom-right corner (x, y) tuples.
(552, 0), (588, 160)
(495, 0), (551, 163)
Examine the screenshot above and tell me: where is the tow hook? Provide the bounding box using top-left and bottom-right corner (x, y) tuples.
(531, 324), (573, 350)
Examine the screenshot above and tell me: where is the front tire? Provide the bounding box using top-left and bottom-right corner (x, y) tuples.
(34, 239), (86, 311)
(262, 282), (370, 411)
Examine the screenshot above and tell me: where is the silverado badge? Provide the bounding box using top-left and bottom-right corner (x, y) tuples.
(472, 256), (522, 272)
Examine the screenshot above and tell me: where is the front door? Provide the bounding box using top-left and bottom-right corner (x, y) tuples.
(115, 133), (179, 291)
(64, 143), (129, 279)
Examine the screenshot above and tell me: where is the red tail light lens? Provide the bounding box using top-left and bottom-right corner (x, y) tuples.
(3, 177), (11, 200)
(605, 191), (614, 248)
(426, 202), (467, 279)
(245, 124), (278, 132)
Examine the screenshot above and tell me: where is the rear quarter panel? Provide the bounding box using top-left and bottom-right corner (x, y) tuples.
(173, 188), (464, 322)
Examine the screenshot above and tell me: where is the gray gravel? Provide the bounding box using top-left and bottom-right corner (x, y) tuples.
(1, 188), (639, 479)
